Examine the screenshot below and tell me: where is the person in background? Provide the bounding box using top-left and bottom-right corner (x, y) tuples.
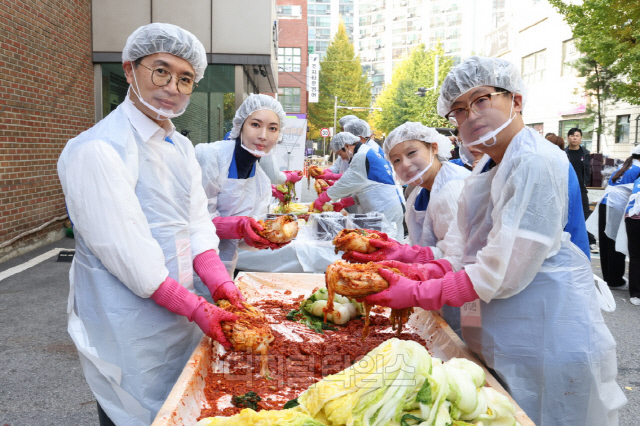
(343, 118), (385, 156)
(313, 132), (406, 241)
(588, 146), (640, 290)
(545, 133), (565, 150)
(565, 128), (598, 253)
(313, 115), (360, 182)
(347, 56), (625, 425)
(57, 23), (244, 425)
(195, 94), (291, 277)
(622, 165), (640, 305)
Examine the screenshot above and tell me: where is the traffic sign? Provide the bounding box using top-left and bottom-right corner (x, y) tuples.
(320, 128), (330, 138)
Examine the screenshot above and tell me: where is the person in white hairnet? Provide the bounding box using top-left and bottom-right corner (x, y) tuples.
(314, 115), (360, 181)
(313, 132), (405, 240)
(57, 23), (245, 426)
(345, 56), (625, 425)
(345, 122), (470, 337)
(195, 94), (292, 276)
(344, 118), (384, 156)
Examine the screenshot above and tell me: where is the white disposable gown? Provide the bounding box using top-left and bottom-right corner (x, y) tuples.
(325, 143), (405, 241)
(436, 127), (626, 425)
(57, 98), (219, 425)
(195, 139), (271, 276)
(258, 149), (287, 185)
(586, 159), (640, 256)
(405, 161), (470, 247)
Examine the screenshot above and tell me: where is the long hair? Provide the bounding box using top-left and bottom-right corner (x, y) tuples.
(611, 154), (640, 182)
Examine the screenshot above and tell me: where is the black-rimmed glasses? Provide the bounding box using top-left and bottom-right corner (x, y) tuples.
(445, 92), (509, 126)
(137, 63), (197, 95)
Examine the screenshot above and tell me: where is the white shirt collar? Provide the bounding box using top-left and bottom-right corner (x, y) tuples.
(121, 96), (176, 142)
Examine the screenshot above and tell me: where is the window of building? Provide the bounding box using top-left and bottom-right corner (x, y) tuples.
(278, 87), (301, 113)
(315, 28), (330, 39)
(561, 39), (579, 76)
(559, 119), (593, 151)
(278, 47), (301, 73)
(316, 41), (329, 52)
(316, 16), (331, 27)
(360, 15), (371, 26)
(277, 5), (301, 17)
(407, 20), (421, 32)
(392, 47), (408, 59)
(340, 4), (353, 14)
(314, 4), (330, 14)
(522, 49), (546, 85)
(392, 22), (406, 34)
(392, 34), (406, 46)
(308, 27), (315, 39)
(372, 14), (384, 25)
(616, 115), (630, 144)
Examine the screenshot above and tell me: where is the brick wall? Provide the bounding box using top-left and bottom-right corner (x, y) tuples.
(0, 0), (94, 261)
(277, 0), (308, 114)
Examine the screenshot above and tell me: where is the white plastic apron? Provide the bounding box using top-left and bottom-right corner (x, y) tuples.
(458, 157), (624, 425)
(215, 146), (270, 276)
(586, 183), (634, 243)
(67, 107), (202, 425)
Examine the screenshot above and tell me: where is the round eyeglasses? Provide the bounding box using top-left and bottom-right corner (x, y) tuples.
(137, 63), (197, 95)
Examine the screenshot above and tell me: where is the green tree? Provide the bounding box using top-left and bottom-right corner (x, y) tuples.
(571, 56), (617, 153)
(549, 0), (640, 104)
(370, 44), (453, 135)
(308, 21), (372, 139)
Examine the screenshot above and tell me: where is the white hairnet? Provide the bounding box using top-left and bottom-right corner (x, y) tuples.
(344, 119), (372, 138)
(632, 145), (640, 155)
(229, 94), (287, 141)
(122, 23), (208, 83)
(339, 115), (359, 128)
(330, 132), (359, 152)
(437, 56), (528, 117)
(384, 122), (452, 161)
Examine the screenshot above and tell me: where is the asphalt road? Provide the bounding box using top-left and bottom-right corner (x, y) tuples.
(1, 233), (638, 425)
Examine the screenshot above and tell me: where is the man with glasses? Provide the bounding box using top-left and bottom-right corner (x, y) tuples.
(57, 23), (243, 425)
(350, 56), (624, 425)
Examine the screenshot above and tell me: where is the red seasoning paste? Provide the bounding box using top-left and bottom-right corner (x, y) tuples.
(199, 298), (429, 419)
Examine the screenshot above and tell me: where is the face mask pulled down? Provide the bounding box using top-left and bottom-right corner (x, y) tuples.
(459, 97), (516, 148)
(129, 68), (190, 120)
(396, 149), (435, 186)
(239, 134), (275, 157)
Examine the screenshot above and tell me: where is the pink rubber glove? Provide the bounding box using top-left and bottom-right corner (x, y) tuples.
(212, 216), (277, 250)
(271, 184), (285, 202)
(151, 277), (237, 348)
(313, 190), (332, 211)
(332, 196), (355, 212)
(376, 259), (452, 281)
(284, 170), (303, 183)
(316, 170), (342, 181)
(193, 250), (245, 308)
(342, 237), (434, 264)
(363, 268), (478, 311)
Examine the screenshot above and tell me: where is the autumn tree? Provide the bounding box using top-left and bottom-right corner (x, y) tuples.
(371, 44), (453, 135)
(308, 21), (372, 139)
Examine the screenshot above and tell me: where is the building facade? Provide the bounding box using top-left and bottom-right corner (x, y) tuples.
(493, 0), (639, 158)
(354, 0), (491, 97)
(276, 0), (309, 117)
(307, 0), (355, 59)
(0, 0), (279, 261)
